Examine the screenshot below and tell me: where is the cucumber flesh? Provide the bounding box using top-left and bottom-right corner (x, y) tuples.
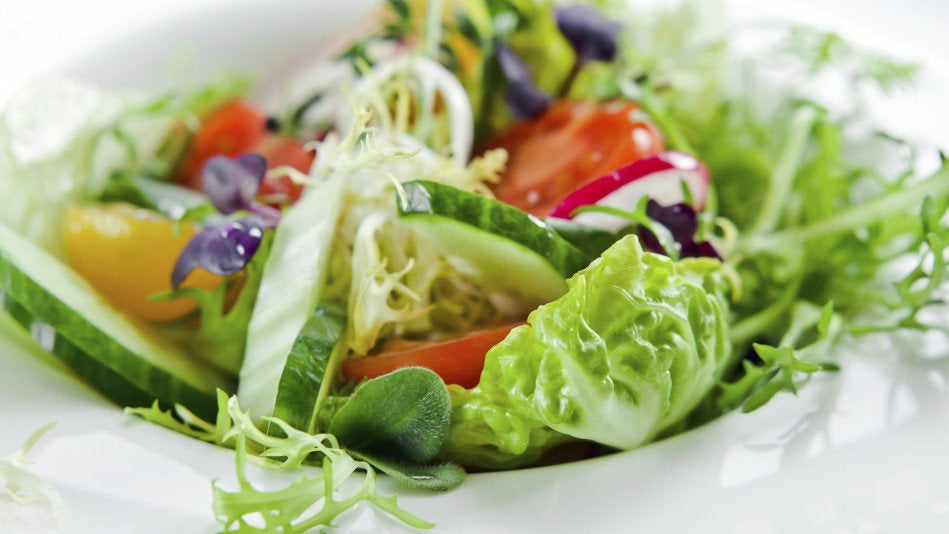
(238, 175), (346, 420)
(398, 180), (592, 305)
(0, 222), (228, 419)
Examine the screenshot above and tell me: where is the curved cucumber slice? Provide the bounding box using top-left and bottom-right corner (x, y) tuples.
(238, 175), (345, 420)
(271, 302), (346, 433)
(398, 180), (591, 304)
(0, 223), (228, 418)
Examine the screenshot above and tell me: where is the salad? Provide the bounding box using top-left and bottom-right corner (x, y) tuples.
(1, 0), (947, 531)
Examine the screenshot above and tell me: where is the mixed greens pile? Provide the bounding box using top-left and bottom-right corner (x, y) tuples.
(0, 0), (947, 530)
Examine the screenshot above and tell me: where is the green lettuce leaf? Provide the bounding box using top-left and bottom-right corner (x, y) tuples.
(439, 235), (731, 468)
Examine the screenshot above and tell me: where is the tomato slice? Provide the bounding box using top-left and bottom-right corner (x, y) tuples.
(176, 99), (314, 205)
(177, 99), (267, 190)
(252, 134), (314, 205)
(486, 99), (665, 216)
(341, 323), (522, 389)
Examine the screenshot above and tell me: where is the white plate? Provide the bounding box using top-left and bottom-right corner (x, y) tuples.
(1, 1), (948, 532)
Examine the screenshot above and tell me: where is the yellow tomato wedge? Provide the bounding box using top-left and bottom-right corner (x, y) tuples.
(64, 203), (223, 322)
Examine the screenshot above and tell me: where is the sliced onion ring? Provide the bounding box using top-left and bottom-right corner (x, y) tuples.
(548, 151), (710, 232)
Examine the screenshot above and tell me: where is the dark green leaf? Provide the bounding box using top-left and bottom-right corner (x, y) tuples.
(353, 451), (465, 492)
(329, 367), (450, 464)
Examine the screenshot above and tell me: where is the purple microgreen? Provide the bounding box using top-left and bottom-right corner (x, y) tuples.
(202, 153), (267, 215)
(496, 41), (551, 120)
(554, 5), (622, 97)
(171, 215), (266, 289)
(554, 5), (622, 62)
(639, 199), (721, 260)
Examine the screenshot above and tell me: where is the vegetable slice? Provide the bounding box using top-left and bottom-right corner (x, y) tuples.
(341, 322), (521, 389)
(0, 222), (228, 418)
(270, 303), (346, 432)
(548, 151), (710, 231)
(398, 180), (591, 306)
(237, 175), (345, 420)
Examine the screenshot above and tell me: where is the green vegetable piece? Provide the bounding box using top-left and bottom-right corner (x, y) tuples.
(0, 222), (228, 419)
(398, 180), (591, 306)
(441, 235), (731, 467)
(352, 451), (465, 492)
(330, 367), (451, 464)
(271, 303), (346, 432)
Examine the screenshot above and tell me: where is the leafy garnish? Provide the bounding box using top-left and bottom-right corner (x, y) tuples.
(129, 371), (464, 530)
(329, 367), (453, 464)
(783, 26), (918, 92)
(0, 422), (62, 520)
(716, 303), (842, 413)
(127, 391), (439, 530)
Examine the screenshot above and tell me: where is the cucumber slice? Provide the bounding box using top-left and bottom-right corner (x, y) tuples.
(0, 222), (228, 418)
(238, 175), (346, 420)
(271, 303), (346, 433)
(397, 180), (591, 304)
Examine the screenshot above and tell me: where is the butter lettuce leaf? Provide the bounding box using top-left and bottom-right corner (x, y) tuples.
(440, 235), (731, 468)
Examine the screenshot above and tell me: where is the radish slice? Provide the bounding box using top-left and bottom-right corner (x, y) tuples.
(548, 151), (710, 232)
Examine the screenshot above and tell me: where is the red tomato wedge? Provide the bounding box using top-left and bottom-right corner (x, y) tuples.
(178, 99), (267, 190)
(487, 99), (664, 216)
(176, 99), (314, 204)
(341, 323), (523, 389)
(252, 134), (314, 205)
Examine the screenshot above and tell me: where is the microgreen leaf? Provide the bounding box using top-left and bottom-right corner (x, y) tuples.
(203, 153), (266, 214)
(329, 367), (451, 464)
(351, 451), (466, 492)
(171, 215), (266, 289)
(554, 5), (622, 63)
(495, 41), (551, 120)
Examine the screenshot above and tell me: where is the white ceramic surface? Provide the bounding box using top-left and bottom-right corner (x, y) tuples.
(1, 1), (948, 533)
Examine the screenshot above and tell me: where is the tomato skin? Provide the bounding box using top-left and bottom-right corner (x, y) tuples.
(178, 100), (267, 190)
(252, 135), (314, 205)
(64, 203), (224, 322)
(341, 323), (522, 389)
(176, 99), (313, 205)
(487, 99), (665, 216)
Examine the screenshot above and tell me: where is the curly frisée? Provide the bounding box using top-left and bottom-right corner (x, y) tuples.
(0, 0), (947, 531)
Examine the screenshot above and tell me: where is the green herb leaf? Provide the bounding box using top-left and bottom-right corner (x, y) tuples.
(329, 367), (451, 464)
(352, 450), (465, 492)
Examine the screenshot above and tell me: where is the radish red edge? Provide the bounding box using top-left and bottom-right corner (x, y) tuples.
(547, 151), (710, 232)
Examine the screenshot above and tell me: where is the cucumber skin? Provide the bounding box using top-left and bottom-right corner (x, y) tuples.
(271, 303), (346, 432)
(399, 180), (591, 278)
(0, 235), (225, 419)
(3, 295), (159, 410)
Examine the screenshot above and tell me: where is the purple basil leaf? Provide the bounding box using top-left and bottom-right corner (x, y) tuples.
(202, 153), (267, 214)
(496, 41), (551, 120)
(555, 5), (622, 62)
(171, 215), (266, 288)
(640, 199), (721, 260)
(647, 200), (698, 243)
